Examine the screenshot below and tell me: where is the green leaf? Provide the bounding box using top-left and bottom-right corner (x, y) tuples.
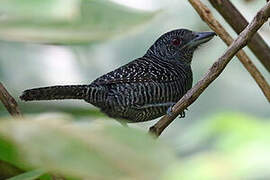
(0, 0), (158, 44)
(0, 0), (80, 20)
(0, 134), (22, 168)
(162, 113), (270, 180)
(204, 112), (270, 152)
(7, 169), (46, 180)
(0, 117), (175, 180)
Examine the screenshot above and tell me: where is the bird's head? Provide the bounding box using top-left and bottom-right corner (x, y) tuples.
(146, 29), (216, 64)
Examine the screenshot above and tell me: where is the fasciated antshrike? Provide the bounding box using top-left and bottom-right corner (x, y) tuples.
(20, 29), (216, 122)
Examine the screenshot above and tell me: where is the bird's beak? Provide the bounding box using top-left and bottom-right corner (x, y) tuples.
(186, 31), (216, 49)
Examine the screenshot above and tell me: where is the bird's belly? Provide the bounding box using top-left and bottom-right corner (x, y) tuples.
(102, 103), (171, 122)
(112, 81), (184, 105)
(96, 80), (188, 122)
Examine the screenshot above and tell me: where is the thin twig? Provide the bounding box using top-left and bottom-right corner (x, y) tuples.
(149, 2), (270, 137)
(188, 0), (270, 101)
(0, 84), (24, 178)
(209, 0), (270, 72)
(0, 82), (22, 118)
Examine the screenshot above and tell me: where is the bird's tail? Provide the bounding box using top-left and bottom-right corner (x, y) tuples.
(20, 85), (89, 101)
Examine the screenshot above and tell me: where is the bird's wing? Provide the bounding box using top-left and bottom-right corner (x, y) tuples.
(93, 57), (188, 85)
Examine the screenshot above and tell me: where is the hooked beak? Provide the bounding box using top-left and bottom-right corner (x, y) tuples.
(187, 31), (216, 48)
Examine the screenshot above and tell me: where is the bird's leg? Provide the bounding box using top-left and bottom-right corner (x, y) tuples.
(166, 104), (175, 117)
(167, 105), (188, 118)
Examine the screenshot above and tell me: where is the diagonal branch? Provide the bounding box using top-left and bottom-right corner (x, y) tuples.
(0, 82), (22, 118)
(0, 82), (24, 178)
(209, 0), (270, 72)
(149, 1), (270, 137)
(188, 0), (270, 101)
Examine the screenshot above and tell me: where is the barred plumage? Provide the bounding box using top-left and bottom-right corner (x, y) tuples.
(20, 29), (216, 122)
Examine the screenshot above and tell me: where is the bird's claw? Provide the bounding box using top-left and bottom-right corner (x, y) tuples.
(178, 108), (189, 118)
(179, 111), (185, 118)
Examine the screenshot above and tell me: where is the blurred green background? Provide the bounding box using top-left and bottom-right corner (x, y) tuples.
(0, 0), (269, 179)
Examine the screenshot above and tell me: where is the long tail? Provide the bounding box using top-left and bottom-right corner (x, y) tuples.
(20, 85), (89, 101)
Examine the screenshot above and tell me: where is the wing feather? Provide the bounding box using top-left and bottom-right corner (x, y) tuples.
(92, 56), (189, 86)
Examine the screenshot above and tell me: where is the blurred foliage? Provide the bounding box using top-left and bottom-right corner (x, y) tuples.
(0, 0), (158, 44)
(20, 104), (105, 119)
(164, 113), (270, 180)
(7, 169), (46, 180)
(0, 113), (269, 179)
(0, 160), (23, 179)
(0, 116), (176, 180)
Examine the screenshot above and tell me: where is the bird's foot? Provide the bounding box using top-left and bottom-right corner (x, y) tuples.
(167, 105), (188, 118)
(178, 108), (188, 119)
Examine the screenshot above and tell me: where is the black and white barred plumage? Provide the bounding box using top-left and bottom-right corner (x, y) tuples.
(20, 29), (216, 122)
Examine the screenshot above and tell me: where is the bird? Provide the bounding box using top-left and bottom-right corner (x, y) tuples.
(20, 29), (216, 123)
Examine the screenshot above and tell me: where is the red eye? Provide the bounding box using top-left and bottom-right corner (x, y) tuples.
(172, 38), (181, 46)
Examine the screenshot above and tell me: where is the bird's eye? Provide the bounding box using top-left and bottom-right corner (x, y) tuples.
(172, 38), (181, 46)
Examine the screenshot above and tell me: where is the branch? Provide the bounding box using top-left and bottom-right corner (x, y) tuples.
(209, 0), (270, 72)
(0, 82), (22, 118)
(188, 1), (270, 101)
(0, 83), (25, 177)
(149, 2), (270, 137)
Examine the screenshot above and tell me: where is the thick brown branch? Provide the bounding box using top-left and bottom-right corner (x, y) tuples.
(0, 82), (22, 117)
(209, 0), (270, 72)
(149, 2), (270, 136)
(188, 1), (270, 101)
